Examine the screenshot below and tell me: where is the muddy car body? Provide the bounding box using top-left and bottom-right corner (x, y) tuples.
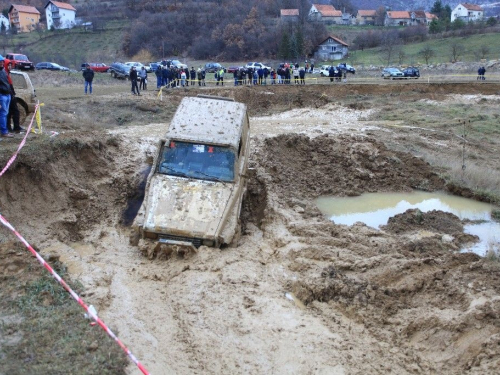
(10, 71), (37, 125)
(133, 96), (250, 255)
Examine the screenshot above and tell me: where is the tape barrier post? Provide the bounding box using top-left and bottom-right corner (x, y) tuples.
(157, 86), (163, 101)
(33, 102), (44, 134)
(0, 214), (151, 375)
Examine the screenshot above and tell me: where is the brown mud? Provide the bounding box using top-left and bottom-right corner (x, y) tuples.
(1, 83), (500, 374)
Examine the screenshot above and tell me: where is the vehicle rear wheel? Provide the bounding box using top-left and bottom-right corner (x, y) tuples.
(17, 102), (28, 125)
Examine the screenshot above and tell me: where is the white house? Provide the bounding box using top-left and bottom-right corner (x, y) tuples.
(308, 4), (343, 24)
(313, 35), (349, 61)
(45, 0), (76, 30)
(451, 3), (484, 22)
(0, 14), (10, 31)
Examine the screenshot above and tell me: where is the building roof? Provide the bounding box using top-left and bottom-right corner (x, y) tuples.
(312, 4), (341, 17)
(281, 9), (299, 16)
(412, 10), (426, 18)
(9, 4), (41, 15)
(46, 1), (77, 11)
(426, 12), (438, 19)
(358, 10), (376, 17)
(386, 11), (411, 19)
(319, 35), (349, 47)
(461, 3), (483, 11)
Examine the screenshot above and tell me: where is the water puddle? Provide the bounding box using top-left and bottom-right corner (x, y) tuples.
(122, 165), (151, 226)
(316, 191), (500, 256)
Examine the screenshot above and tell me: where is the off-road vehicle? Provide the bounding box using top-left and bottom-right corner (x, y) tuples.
(132, 95), (250, 258)
(10, 71), (37, 125)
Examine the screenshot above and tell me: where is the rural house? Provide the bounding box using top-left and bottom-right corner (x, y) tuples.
(313, 35), (349, 61)
(425, 12), (439, 24)
(356, 10), (376, 25)
(280, 9), (299, 23)
(8, 4), (40, 33)
(308, 4), (342, 24)
(384, 11), (411, 26)
(45, 0), (77, 30)
(451, 3), (484, 22)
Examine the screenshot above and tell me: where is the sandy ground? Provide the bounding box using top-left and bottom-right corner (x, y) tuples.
(1, 84), (500, 374)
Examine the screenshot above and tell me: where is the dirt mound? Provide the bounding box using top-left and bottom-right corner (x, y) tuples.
(255, 133), (444, 201)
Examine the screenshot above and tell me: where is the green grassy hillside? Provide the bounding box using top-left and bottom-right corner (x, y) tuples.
(348, 32), (500, 67)
(1, 21), (126, 70)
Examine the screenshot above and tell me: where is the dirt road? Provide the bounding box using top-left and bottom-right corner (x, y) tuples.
(1, 83), (499, 374)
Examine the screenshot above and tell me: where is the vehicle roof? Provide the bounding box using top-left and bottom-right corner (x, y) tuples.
(167, 96), (247, 149)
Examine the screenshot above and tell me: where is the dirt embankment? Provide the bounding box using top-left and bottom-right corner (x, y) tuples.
(1, 87), (500, 374)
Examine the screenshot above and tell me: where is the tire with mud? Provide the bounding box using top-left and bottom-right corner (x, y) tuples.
(17, 101), (28, 125)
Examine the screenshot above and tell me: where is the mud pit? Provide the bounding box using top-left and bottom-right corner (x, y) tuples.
(1, 85), (500, 374)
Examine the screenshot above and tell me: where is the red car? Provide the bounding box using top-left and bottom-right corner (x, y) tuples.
(81, 63), (109, 73)
(5, 53), (35, 70)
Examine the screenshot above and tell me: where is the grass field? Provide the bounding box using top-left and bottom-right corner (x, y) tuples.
(346, 32), (500, 67)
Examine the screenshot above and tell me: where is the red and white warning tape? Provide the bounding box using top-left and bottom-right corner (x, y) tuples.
(0, 103), (38, 178)
(0, 213), (151, 375)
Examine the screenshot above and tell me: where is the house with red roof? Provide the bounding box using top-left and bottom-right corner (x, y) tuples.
(308, 4), (343, 24)
(313, 35), (349, 61)
(384, 11), (411, 26)
(356, 10), (377, 25)
(45, 1), (77, 30)
(8, 4), (40, 32)
(451, 3), (484, 22)
(280, 9), (299, 23)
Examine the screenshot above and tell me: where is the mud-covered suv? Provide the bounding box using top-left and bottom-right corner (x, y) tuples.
(132, 95), (251, 257)
(10, 71), (37, 124)
(5, 53), (35, 71)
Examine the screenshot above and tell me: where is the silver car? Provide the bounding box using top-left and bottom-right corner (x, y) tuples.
(382, 67), (405, 79)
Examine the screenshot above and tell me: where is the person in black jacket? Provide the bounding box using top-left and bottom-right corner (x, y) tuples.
(0, 56), (13, 138)
(130, 66), (140, 95)
(82, 64), (94, 95)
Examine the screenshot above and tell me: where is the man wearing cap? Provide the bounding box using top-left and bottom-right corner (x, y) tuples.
(82, 63), (94, 95)
(0, 55), (13, 138)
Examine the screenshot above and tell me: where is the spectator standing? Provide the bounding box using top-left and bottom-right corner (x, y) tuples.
(299, 67), (305, 84)
(481, 66), (486, 80)
(139, 66), (147, 90)
(0, 55), (13, 138)
(162, 66), (169, 87)
(130, 66), (140, 95)
(180, 69), (186, 87)
(5, 60), (24, 134)
(201, 68), (206, 86)
(310, 62), (314, 73)
(155, 65), (162, 88)
(82, 63), (94, 95)
(218, 67), (225, 86)
(270, 69), (276, 85)
(190, 67), (196, 86)
(293, 65), (299, 84)
(257, 67), (264, 85)
(184, 68), (190, 86)
(233, 69), (238, 86)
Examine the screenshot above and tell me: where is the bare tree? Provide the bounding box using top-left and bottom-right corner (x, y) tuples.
(374, 6), (386, 26)
(419, 45), (435, 65)
(398, 49), (405, 65)
(380, 31), (400, 66)
(477, 45), (489, 60)
(450, 42), (465, 62)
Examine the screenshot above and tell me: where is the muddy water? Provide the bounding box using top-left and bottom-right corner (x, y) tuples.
(316, 191), (500, 256)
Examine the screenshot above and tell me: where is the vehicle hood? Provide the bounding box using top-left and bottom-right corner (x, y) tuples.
(143, 174), (234, 238)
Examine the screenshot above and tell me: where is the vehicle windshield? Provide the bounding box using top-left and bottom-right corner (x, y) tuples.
(158, 141), (235, 182)
(17, 55), (28, 61)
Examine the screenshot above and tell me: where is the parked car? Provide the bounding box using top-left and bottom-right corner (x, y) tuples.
(5, 53), (35, 70)
(226, 66), (243, 74)
(337, 63), (355, 74)
(245, 62), (271, 71)
(204, 62), (224, 73)
(125, 61), (151, 73)
(132, 95), (250, 255)
(80, 63), (109, 73)
(403, 67), (420, 78)
(382, 68), (405, 79)
(149, 62), (161, 72)
(109, 62), (131, 79)
(35, 62), (70, 71)
(320, 65), (331, 76)
(10, 70), (36, 125)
